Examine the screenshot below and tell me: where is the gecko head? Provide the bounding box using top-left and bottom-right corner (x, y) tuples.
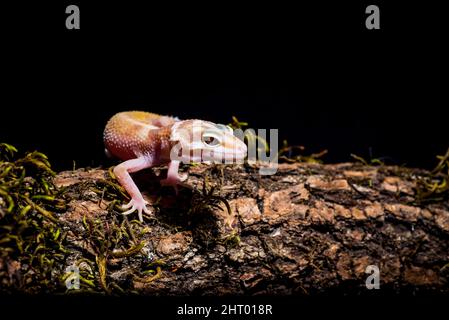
(170, 120), (247, 164)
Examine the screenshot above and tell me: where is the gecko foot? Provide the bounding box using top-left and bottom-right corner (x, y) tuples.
(121, 198), (152, 222)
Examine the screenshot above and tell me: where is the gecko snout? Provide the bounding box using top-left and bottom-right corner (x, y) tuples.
(227, 139), (247, 162)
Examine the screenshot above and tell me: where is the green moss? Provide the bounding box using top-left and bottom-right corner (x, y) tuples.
(0, 143), (67, 293)
(221, 231), (241, 248)
(415, 148), (449, 204)
(279, 140), (328, 164)
(350, 153), (385, 166)
(0, 143), (154, 294)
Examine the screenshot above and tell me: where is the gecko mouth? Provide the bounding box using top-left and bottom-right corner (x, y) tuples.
(172, 141), (248, 163)
(201, 147), (247, 163)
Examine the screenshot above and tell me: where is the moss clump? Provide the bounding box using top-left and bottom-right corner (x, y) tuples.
(415, 148), (449, 204)
(0, 143), (67, 293)
(71, 212), (152, 294)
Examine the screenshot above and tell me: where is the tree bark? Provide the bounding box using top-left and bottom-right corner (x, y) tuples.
(45, 162), (449, 294)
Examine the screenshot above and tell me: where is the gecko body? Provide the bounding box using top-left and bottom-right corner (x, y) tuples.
(104, 111), (247, 222)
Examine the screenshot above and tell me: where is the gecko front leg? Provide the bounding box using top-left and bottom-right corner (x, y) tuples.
(113, 156), (155, 222)
(160, 160), (188, 194)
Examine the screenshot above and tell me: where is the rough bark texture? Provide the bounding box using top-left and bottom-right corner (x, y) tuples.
(45, 162), (449, 295)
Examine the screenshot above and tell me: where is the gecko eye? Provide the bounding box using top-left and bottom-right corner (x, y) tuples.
(202, 133), (221, 147)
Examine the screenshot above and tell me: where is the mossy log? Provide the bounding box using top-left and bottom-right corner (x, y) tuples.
(3, 162), (449, 294)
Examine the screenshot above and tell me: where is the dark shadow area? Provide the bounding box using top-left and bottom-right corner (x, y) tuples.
(1, 2), (448, 171)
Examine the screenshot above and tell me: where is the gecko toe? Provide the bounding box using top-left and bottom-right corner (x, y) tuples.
(137, 209), (143, 223)
(121, 206), (137, 216)
(136, 203), (152, 222)
(122, 200), (134, 209)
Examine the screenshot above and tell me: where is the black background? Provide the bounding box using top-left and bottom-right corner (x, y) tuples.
(0, 294), (448, 319)
(1, 1), (448, 171)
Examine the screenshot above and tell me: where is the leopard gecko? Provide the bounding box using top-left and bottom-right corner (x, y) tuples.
(103, 111), (247, 222)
